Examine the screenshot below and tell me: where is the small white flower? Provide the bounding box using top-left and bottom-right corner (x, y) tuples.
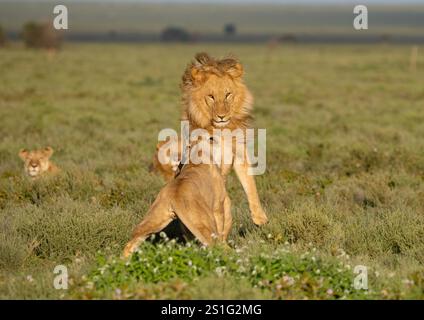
(402, 279), (414, 286)
(26, 275), (34, 282)
(327, 289), (334, 296)
(282, 275), (295, 286)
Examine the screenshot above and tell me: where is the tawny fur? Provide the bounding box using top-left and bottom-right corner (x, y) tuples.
(151, 138), (183, 182)
(18, 147), (59, 179)
(180, 52), (268, 226)
(123, 160), (232, 258)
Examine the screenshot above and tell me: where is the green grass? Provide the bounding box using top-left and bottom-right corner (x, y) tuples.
(0, 43), (423, 299)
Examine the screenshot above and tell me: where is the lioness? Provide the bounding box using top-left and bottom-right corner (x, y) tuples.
(123, 140), (231, 258)
(180, 52), (268, 226)
(18, 147), (59, 179)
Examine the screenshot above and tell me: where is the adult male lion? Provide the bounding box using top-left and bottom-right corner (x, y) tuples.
(180, 52), (268, 226)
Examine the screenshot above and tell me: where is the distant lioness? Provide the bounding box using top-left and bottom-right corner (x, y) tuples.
(18, 147), (59, 179)
(123, 140), (231, 258)
(180, 52), (268, 226)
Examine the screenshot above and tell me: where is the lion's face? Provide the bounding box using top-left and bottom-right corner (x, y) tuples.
(19, 147), (53, 178)
(182, 53), (253, 130)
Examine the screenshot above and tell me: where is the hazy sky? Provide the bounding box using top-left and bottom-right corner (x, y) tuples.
(113, 0), (424, 2)
(5, 0), (424, 3)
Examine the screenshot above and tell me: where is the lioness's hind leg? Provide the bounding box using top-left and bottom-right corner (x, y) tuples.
(123, 199), (174, 258)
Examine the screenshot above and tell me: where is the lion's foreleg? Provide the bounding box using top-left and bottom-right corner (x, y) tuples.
(222, 195), (232, 241)
(233, 161), (268, 226)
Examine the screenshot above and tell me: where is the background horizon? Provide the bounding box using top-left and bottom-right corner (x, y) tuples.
(1, 1), (423, 43)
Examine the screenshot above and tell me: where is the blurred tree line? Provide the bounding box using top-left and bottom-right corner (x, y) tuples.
(0, 21), (61, 49)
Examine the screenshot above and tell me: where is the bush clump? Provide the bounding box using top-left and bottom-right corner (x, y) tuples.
(22, 21), (61, 50)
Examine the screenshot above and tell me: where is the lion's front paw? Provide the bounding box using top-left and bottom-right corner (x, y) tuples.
(251, 207), (268, 226)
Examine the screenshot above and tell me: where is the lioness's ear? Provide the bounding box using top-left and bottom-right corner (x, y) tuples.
(226, 62), (243, 79)
(19, 149), (29, 161)
(156, 141), (165, 151)
(43, 146), (54, 158)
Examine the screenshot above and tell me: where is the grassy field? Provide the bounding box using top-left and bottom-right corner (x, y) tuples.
(0, 43), (423, 299)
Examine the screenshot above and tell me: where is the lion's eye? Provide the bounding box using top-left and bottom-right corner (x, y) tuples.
(225, 92), (233, 100)
(205, 95), (215, 106)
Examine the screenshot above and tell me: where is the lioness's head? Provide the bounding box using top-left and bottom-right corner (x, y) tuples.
(181, 52), (253, 130)
(152, 138), (184, 181)
(19, 147), (54, 178)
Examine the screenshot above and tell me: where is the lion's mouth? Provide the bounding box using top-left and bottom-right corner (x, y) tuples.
(28, 169), (39, 176)
(213, 119), (230, 127)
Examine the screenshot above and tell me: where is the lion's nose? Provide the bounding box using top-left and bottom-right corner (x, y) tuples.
(217, 115), (225, 120)
(30, 162), (38, 168)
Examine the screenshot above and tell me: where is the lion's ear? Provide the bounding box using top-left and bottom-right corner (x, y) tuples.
(19, 149), (29, 161)
(190, 67), (207, 85)
(195, 52), (212, 65)
(226, 62), (243, 79)
(43, 147), (54, 158)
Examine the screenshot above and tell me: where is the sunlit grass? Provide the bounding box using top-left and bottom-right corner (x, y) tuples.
(0, 43), (423, 299)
